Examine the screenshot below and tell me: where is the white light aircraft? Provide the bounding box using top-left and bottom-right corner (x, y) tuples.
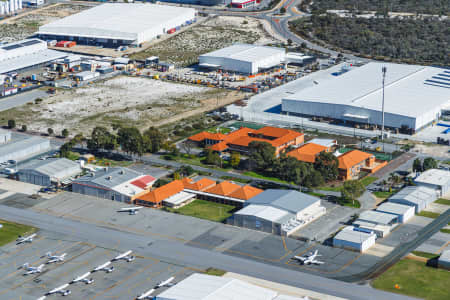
(22, 263), (45, 275)
(112, 250), (135, 262)
(293, 250), (324, 265)
(37, 296), (46, 300)
(71, 272), (94, 284)
(46, 252), (67, 263)
(157, 276), (175, 288)
(46, 284), (71, 296)
(16, 234), (37, 244)
(117, 206), (143, 215)
(136, 288), (155, 299)
(93, 261), (114, 273)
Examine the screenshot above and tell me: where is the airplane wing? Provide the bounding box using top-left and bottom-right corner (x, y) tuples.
(311, 260), (324, 265)
(293, 256), (306, 261)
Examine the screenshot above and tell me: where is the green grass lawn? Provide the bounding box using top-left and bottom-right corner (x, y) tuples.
(435, 198), (450, 205)
(0, 220), (36, 247)
(242, 171), (292, 185)
(317, 185), (343, 192)
(166, 200), (236, 223)
(360, 176), (377, 186)
(306, 191), (326, 198)
(372, 259), (450, 300)
(412, 251), (439, 259)
(417, 211), (440, 219)
(338, 198), (361, 208)
(373, 191), (394, 199)
(220, 176), (252, 184)
(440, 229), (450, 234)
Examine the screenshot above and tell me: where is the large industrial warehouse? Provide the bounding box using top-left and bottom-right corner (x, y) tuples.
(37, 3), (196, 46)
(199, 44), (286, 74)
(0, 130), (50, 164)
(281, 62), (450, 133)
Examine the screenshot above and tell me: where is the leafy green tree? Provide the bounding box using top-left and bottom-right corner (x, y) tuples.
(230, 152), (241, 168)
(87, 126), (117, 152)
(205, 149), (222, 167)
(117, 127), (144, 156)
(248, 141), (276, 172)
(280, 7), (286, 14)
(21, 125), (27, 132)
(413, 158), (422, 172)
(304, 170), (325, 187)
(62, 129), (69, 138)
(47, 128), (54, 136)
(422, 157), (437, 171)
(143, 127), (166, 153)
(341, 180), (366, 206)
(177, 165), (194, 177)
(314, 152), (339, 182)
(7, 120), (15, 129)
(173, 172), (181, 180)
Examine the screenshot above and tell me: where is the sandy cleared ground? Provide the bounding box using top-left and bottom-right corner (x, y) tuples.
(412, 144), (450, 158)
(131, 15), (278, 66)
(0, 3), (89, 42)
(3, 76), (238, 135)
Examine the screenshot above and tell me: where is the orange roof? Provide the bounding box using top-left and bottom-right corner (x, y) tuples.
(228, 185), (263, 200)
(338, 150), (373, 170)
(137, 180), (185, 204)
(270, 131), (304, 147)
(184, 178), (216, 191)
(227, 136), (269, 147)
(188, 131), (226, 142)
(252, 126), (293, 138)
(208, 141), (229, 152)
(225, 127), (254, 140)
(205, 181), (241, 196)
(287, 143), (327, 163)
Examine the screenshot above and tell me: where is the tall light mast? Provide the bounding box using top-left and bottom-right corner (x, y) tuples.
(381, 66), (387, 142)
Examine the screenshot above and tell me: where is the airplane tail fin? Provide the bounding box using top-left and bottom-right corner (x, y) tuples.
(46, 252), (52, 257)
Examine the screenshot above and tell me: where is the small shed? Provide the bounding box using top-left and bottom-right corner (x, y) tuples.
(376, 202), (415, 223)
(333, 226), (376, 253)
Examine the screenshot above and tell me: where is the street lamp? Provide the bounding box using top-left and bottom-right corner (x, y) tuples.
(381, 66), (387, 152)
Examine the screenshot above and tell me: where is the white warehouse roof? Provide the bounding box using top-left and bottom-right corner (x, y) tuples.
(376, 202), (414, 215)
(235, 204), (293, 223)
(334, 226), (376, 244)
(200, 44), (285, 63)
(415, 169), (450, 187)
(38, 3), (196, 44)
(282, 62), (450, 130)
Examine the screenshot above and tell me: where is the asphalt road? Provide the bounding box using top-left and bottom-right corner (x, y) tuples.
(0, 204), (414, 300)
(0, 89), (48, 112)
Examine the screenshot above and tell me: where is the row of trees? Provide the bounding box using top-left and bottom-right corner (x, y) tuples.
(290, 14), (449, 65)
(6, 119), (69, 137)
(247, 141), (339, 188)
(413, 157), (438, 172)
(60, 126), (167, 157)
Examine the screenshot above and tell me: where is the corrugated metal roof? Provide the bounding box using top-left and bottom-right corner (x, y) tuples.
(74, 167), (142, 189)
(357, 210), (397, 225)
(389, 186), (437, 205)
(334, 226), (376, 244)
(156, 273), (277, 300)
(38, 3), (195, 41)
(247, 189), (320, 214)
(0, 133), (50, 159)
(19, 158), (81, 180)
(376, 202), (414, 215)
(283, 62), (450, 118)
(0, 49), (67, 74)
(415, 169), (450, 187)
(200, 44), (285, 63)
(236, 204), (292, 223)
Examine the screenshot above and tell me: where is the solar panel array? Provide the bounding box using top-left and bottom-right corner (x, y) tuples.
(1, 39), (42, 51)
(424, 70), (450, 89)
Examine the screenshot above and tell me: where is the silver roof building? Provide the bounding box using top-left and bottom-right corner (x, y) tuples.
(18, 158), (82, 185)
(415, 169), (450, 196)
(247, 189), (320, 214)
(0, 132), (50, 164)
(74, 167), (142, 189)
(388, 186), (437, 213)
(281, 62), (450, 131)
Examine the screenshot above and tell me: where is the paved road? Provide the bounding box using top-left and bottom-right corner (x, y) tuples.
(0, 204), (414, 300)
(0, 89), (48, 112)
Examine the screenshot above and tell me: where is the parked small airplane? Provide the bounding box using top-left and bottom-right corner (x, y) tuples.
(46, 252), (67, 264)
(93, 261), (114, 273)
(117, 206), (143, 215)
(71, 272), (94, 284)
(293, 250), (324, 265)
(136, 288), (155, 300)
(157, 276), (175, 288)
(46, 284), (71, 296)
(36, 296), (46, 300)
(22, 263), (45, 275)
(16, 234), (37, 244)
(112, 250), (135, 262)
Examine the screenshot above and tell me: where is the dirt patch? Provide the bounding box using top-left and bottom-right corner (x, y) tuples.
(130, 16), (277, 66)
(0, 3), (89, 43)
(412, 144), (450, 158)
(2, 76), (238, 135)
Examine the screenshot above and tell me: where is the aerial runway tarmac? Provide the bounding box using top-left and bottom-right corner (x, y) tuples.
(0, 204), (413, 300)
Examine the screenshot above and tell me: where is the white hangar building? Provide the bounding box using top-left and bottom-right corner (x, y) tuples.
(199, 44), (286, 74)
(37, 3), (196, 46)
(281, 62), (450, 133)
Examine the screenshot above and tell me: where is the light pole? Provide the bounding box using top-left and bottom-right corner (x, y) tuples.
(381, 66), (387, 151)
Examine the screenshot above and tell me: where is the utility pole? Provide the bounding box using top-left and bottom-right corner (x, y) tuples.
(381, 66), (387, 152)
